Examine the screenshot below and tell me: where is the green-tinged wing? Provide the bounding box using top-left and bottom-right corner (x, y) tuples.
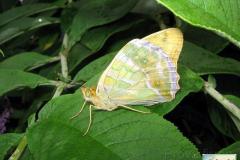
(97, 38), (179, 106)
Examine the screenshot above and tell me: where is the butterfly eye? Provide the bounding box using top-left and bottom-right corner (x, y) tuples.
(85, 90), (91, 97)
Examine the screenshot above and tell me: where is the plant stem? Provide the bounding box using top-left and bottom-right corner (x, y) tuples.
(204, 82), (240, 120)
(60, 52), (69, 80)
(8, 135), (27, 160)
(60, 34), (69, 80)
(0, 48), (4, 57)
(52, 82), (66, 98)
(27, 56), (60, 71)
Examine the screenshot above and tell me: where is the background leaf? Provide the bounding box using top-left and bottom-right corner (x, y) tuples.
(207, 95), (240, 140)
(0, 133), (23, 160)
(0, 3), (61, 27)
(67, 0), (139, 48)
(181, 23), (229, 54)
(0, 17), (59, 45)
(80, 15), (145, 52)
(180, 41), (240, 76)
(218, 141), (240, 159)
(156, 0), (240, 47)
(0, 52), (57, 71)
(73, 52), (116, 82)
(225, 95), (240, 134)
(0, 69), (51, 96)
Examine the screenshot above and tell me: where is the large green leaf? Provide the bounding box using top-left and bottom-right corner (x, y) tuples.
(27, 119), (122, 160)
(80, 15), (145, 52)
(180, 41), (240, 76)
(0, 133), (23, 160)
(0, 52), (57, 71)
(156, 0), (240, 47)
(67, 0), (138, 48)
(218, 141), (240, 159)
(27, 92), (201, 160)
(181, 23), (229, 54)
(0, 3), (61, 27)
(0, 69), (51, 96)
(0, 17), (59, 45)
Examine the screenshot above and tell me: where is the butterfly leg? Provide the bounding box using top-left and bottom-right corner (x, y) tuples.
(120, 105), (151, 114)
(70, 100), (87, 119)
(83, 104), (93, 136)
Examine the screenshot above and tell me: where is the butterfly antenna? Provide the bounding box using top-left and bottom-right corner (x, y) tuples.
(120, 105), (151, 114)
(70, 100), (87, 119)
(83, 105), (93, 136)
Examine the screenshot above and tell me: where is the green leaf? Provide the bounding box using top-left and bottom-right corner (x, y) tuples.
(0, 17), (59, 45)
(18, 146), (34, 160)
(225, 95), (240, 134)
(0, 52), (54, 70)
(27, 119), (122, 160)
(27, 92), (201, 160)
(156, 0), (240, 47)
(73, 52), (116, 82)
(181, 23), (229, 54)
(180, 41), (240, 76)
(0, 133), (23, 160)
(0, 3), (61, 27)
(218, 141), (240, 159)
(67, 0), (138, 48)
(0, 69), (51, 96)
(81, 15), (145, 52)
(68, 44), (93, 73)
(207, 94), (240, 140)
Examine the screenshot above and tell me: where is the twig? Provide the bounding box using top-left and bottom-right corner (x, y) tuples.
(0, 48), (4, 57)
(52, 82), (66, 98)
(204, 82), (240, 120)
(60, 52), (69, 80)
(60, 34), (69, 81)
(8, 135), (27, 160)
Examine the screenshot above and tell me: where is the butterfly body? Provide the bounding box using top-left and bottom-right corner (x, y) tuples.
(81, 87), (118, 111)
(81, 28), (183, 111)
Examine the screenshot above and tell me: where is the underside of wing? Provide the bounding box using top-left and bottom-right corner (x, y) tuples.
(96, 36), (181, 106)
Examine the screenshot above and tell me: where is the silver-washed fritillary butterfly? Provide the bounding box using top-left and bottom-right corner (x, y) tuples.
(72, 28), (183, 135)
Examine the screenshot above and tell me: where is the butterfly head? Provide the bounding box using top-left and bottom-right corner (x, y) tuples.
(81, 86), (97, 102)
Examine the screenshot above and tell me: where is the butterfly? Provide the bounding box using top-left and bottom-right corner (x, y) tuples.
(72, 28), (183, 135)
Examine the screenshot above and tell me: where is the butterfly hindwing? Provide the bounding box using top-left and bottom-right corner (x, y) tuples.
(96, 29), (182, 106)
(143, 28), (183, 67)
